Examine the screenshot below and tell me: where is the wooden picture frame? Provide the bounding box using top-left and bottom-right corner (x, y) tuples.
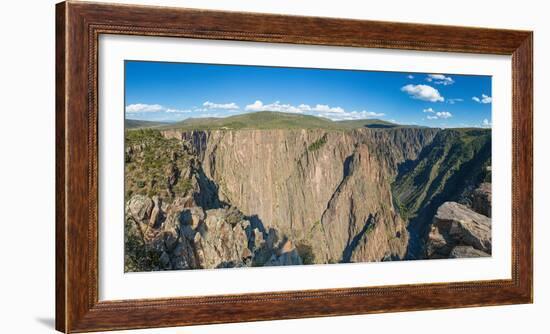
(56, 1), (533, 332)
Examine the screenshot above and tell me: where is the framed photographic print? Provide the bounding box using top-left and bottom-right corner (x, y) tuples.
(56, 1), (533, 332)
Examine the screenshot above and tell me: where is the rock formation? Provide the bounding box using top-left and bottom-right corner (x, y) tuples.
(169, 128), (438, 264)
(426, 202), (491, 259)
(471, 182), (492, 217)
(124, 124), (492, 271)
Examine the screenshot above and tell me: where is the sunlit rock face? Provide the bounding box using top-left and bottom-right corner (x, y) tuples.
(124, 125), (491, 272)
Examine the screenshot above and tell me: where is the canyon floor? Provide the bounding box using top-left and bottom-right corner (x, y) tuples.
(124, 111), (492, 272)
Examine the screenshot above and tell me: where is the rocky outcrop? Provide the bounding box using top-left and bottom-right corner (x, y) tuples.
(125, 192), (302, 271)
(426, 202), (491, 259)
(471, 182), (492, 217)
(192, 208), (252, 269)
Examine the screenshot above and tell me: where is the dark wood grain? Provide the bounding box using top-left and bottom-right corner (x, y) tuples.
(511, 34), (533, 302)
(55, 2), (66, 332)
(55, 1), (533, 332)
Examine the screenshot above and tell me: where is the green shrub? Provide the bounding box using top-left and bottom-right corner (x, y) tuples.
(124, 220), (164, 272)
(307, 135), (327, 152)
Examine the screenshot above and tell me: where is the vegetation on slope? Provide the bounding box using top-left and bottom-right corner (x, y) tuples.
(393, 128), (491, 219)
(125, 119), (169, 129)
(391, 128), (491, 257)
(307, 135), (328, 152)
(336, 119), (400, 128)
(125, 129), (193, 200)
(124, 220), (163, 272)
(160, 111), (400, 130)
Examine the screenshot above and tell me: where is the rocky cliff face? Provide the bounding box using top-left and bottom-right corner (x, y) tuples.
(125, 126), (490, 272)
(162, 128), (438, 264)
(126, 129), (345, 270)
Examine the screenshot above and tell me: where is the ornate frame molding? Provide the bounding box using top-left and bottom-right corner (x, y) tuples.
(56, 1), (532, 332)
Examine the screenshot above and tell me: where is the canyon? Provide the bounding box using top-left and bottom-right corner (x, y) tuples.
(124, 112), (492, 271)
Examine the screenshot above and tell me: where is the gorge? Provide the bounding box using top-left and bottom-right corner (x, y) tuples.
(124, 112), (492, 272)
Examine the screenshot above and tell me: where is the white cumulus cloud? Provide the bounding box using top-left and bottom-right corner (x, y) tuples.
(245, 100), (264, 111)
(407, 74), (414, 79)
(245, 100), (304, 113)
(423, 108), (435, 113)
(125, 103), (191, 113)
(426, 111), (452, 120)
(313, 110), (385, 121)
(426, 74), (454, 85)
(245, 100), (346, 114)
(436, 111), (452, 119)
(125, 103), (164, 113)
(244, 100), (384, 121)
(401, 84), (444, 102)
(202, 101), (240, 110)
(313, 104), (345, 113)
(472, 94), (492, 104)
(165, 108), (192, 113)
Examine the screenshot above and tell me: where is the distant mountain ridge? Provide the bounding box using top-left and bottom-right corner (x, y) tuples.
(125, 119), (169, 129)
(126, 111), (401, 130)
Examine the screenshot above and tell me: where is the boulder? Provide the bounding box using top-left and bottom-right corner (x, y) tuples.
(128, 195), (153, 222)
(427, 201), (491, 258)
(449, 246), (490, 258)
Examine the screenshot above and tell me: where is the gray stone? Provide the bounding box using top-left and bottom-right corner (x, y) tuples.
(427, 201), (491, 258)
(128, 195), (153, 222)
(449, 246), (490, 258)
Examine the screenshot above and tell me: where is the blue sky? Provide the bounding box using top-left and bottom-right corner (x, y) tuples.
(125, 60), (492, 128)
